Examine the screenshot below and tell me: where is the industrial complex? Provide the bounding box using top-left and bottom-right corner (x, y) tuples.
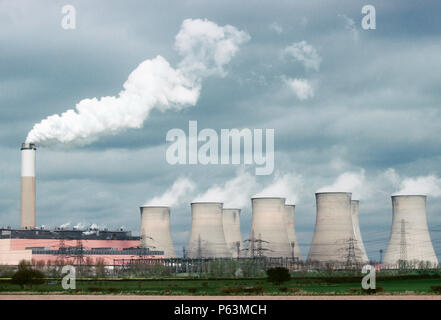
(0, 142), (439, 270)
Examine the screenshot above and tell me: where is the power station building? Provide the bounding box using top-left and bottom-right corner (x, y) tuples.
(0, 228), (163, 265)
(383, 195), (438, 268)
(307, 192), (369, 265)
(140, 206), (176, 258)
(0, 143), (163, 266)
(284, 204), (302, 261)
(186, 202), (231, 258)
(351, 200), (369, 263)
(8, 142), (441, 269)
(222, 208), (243, 258)
(248, 197), (292, 258)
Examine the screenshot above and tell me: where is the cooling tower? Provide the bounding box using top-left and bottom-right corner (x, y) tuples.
(284, 205), (302, 261)
(248, 198), (292, 258)
(222, 208), (242, 258)
(307, 192), (354, 264)
(351, 200), (369, 263)
(383, 195), (438, 268)
(140, 206), (176, 258)
(20, 143), (36, 229)
(186, 202), (231, 258)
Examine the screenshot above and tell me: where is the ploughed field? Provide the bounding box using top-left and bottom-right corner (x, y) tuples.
(1, 274), (441, 295)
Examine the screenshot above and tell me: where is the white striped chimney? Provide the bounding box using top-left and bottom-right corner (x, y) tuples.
(21, 143), (36, 229)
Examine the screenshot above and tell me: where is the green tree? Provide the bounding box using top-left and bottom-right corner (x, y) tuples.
(11, 260), (45, 289)
(266, 267), (291, 285)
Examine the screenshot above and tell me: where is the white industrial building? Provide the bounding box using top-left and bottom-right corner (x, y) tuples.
(222, 208), (243, 258)
(351, 200), (369, 263)
(248, 197), (292, 257)
(307, 192), (355, 264)
(140, 206), (177, 258)
(186, 202), (231, 258)
(284, 204), (302, 261)
(383, 195), (438, 268)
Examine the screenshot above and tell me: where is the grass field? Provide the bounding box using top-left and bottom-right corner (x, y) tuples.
(1, 275), (441, 295)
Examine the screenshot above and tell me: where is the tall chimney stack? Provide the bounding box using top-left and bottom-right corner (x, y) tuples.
(21, 143), (36, 229)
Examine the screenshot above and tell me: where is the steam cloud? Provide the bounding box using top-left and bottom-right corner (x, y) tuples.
(317, 170), (366, 199)
(193, 170), (257, 208)
(26, 19), (250, 146)
(392, 172), (441, 197)
(146, 177), (195, 207)
(253, 172), (303, 204)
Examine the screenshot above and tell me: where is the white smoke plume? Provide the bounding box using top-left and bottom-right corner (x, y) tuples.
(26, 19), (250, 146)
(393, 174), (441, 197)
(73, 222), (87, 230)
(59, 222), (70, 229)
(317, 169), (366, 199)
(89, 223), (107, 230)
(193, 170), (258, 208)
(253, 172), (303, 204)
(146, 177), (195, 207)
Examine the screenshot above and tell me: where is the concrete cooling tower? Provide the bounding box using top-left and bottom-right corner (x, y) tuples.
(21, 143), (36, 229)
(383, 195), (438, 268)
(186, 202), (231, 258)
(222, 208), (243, 258)
(284, 205), (302, 261)
(140, 206), (176, 258)
(248, 198), (292, 258)
(307, 192), (356, 265)
(351, 200), (369, 263)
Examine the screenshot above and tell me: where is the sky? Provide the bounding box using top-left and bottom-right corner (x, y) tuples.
(1, 0), (441, 260)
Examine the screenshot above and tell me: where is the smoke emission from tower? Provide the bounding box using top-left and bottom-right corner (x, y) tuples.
(140, 206), (176, 258)
(25, 19), (249, 147)
(186, 202), (231, 258)
(248, 197), (292, 257)
(284, 204), (302, 261)
(222, 208), (243, 258)
(307, 192), (354, 264)
(21, 143), (36, 229)
(383, 195), (438, 268)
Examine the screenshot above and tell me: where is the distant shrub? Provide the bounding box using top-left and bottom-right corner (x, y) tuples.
(266, 267), (291, 285)
(107, 288), (119, 293)
(363, 287), (383, 294)
(11, 260), (45, 289)
(161, 289), (172, 295)
(220, 286), (243, 294)
(243, 286), (263, 294)
(87, 286), (102, 292)
(348, 288), (361, 294)
(187, 287), (198, 293)
(289, 287), (301, 294)
(430, 286), (441, 294)
(278, 287), (288, 292)
(201, 282), (209, 288)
